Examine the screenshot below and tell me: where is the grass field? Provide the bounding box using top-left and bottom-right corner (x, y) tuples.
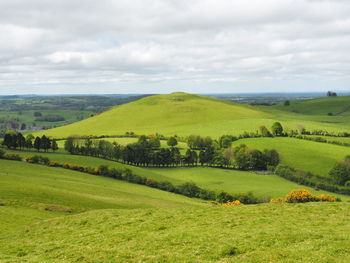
(1, 202), (350, 262)
(34, 92), (350, 139)
(0, 109), (93, 129)
(0, 160), (206, 235)
(145, 167), (347, 199)
(232, 137), (350, 177)
(4, 149), (348, 200)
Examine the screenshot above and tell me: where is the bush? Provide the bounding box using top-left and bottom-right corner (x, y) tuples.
(285, 189), (317, 203)
(221, 200), (243, 206)
(0, 149), (5, 159)
(3, 154), (22, 161)
(177, 182), (201, 198)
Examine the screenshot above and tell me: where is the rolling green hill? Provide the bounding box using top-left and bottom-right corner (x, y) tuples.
(273, 96), (350, 116)
(233, 137), (350, 177)
(4, 149), (348, 200)
(35, 92), (350, 138)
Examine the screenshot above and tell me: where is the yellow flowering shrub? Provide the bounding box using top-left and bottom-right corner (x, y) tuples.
(284, 189), (337, 203)
(269, 198), (284, 203)
(221, 200), (243, 207)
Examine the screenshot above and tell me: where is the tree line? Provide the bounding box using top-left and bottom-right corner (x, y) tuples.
(2, 132), (58, 152)
(64, 135), (280, 170)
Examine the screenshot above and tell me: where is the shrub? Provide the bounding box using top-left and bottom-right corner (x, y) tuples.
(4, 154), (22, 161)
(48, 161), (60, 167)
(177, 182), (201, 198)
(285, 189), (317, 203)
(62, 163), (70, 169)
(270, 198), (284, 203)
(221, 200), (243, 206)
(0, 149), (5, 159)
(98, 165), (109, 176)
(317, 194), (336, 202)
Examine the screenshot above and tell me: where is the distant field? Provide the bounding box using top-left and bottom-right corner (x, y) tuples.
(233, 137), (350, 177)
(273, 96), (350, 116)
(1, 202), (350, 262)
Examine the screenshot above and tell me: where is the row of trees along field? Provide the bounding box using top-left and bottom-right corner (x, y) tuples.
(2, 132), (58, 152)
(64, 135), (280, 169)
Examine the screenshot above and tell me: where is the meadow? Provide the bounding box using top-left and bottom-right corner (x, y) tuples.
(0, 160), (206, 235)
(1, 201), (350, 262)
(4, 149), (348, 200)
(3, 92), (350, 262)
(232, 137), (350, 178)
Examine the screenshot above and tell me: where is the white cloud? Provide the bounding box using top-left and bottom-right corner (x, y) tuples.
(0, 0), (349, 94)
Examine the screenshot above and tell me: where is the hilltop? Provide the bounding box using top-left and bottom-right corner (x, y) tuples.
(35, 92), (350, 138)
(34, 92), (271, 138)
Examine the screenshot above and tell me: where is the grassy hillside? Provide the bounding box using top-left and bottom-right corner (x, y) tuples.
(4, 149), (348, 200)
(0, 160), (206, 235)
(233, 137), (350, 177)
(145, 167), (347, 199)
(1, 203), (350, 262)
(273, 96), (350, 116)
(34, 92), (350, 138)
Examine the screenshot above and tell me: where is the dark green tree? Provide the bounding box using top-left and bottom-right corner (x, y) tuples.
(167, 136), (178, 147)
(271, 122), (284, 136)
(51, 139), (59, 152)
(33, 137), (41, 152)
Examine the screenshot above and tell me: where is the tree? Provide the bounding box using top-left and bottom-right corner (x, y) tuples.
(149, 136), (161, 149)
(34, 137), (41, 152)
(167, 136), (178, 147)
(271, 122), (283, 136)
(17, 133), (26, 149)
(259, 126), (271, 137)
(284, 100), (290, 106)
(51, 139), (59, 152)
(219, 136), (232, 148)
(64, 137), (76, 154)
(3, 133), (14, 148)
(248, 150), (266, 170)
(41, 135), (51, 152)
(20, 123), (26, 130)
(264, 149), (280, 167)
(327, 91), (337, 97)
(233, 144), (250, 170)
(25, 134), (34, 149)
(329, 162), (349, 185)
(33, 112), (42, 117)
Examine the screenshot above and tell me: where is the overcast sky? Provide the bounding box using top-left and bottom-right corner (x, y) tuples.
(0, 0), (350, 95)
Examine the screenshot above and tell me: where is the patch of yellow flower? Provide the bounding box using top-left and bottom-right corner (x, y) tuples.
(221, 200), (243, 207)
(270, 189), (338, 203)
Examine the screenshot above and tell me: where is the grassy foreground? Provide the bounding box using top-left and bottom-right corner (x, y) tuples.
(0, 160), (206, 235)
(1, 203), (350, 262)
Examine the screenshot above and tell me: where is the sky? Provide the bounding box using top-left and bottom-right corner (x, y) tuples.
(0, 0), (350, 95)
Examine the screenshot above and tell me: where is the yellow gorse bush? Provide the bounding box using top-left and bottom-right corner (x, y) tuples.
(269, 189), (338, 203)
(221, 200), (243, 207)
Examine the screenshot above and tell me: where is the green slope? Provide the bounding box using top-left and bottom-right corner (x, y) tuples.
(233, 137), (350, 177)
(4, 149), (347, 200)
(35, 92), (350, 138)
(0, 160), (206, 235)
(1, 203), (350, 262)
(273, 96), (350, 116)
